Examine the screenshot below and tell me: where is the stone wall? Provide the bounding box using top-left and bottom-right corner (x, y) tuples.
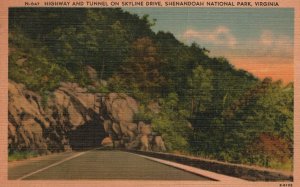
(126, 150), (293, 181)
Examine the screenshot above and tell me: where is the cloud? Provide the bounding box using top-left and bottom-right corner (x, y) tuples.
(182, 26), (237, 48)
(260, 30), (273, 46)
(180, 28), (293, 82)
(253, 30), (293, 58)
(260, 30), (293, 56)
(226, 31), (293, 83)
(181, 28), (293, 59)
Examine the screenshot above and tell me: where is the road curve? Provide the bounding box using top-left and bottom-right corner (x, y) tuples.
(9, 149), (213, 180)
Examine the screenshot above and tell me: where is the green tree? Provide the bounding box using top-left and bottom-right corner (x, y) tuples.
(119, 37), (167, 95)
(152, 93), (191, 151)
(187, 65), (213, 114)
(222, 78), (293, 166)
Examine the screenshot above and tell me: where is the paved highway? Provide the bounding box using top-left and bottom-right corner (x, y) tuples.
(9, 149), (214, 180)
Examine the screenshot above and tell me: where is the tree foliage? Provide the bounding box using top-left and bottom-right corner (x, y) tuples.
(9, 8), (293, 170)
(119, 37), (167, 95)
(187, 65), (213, 114)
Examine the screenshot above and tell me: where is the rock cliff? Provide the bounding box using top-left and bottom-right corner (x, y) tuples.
(8, 80), (166, 154)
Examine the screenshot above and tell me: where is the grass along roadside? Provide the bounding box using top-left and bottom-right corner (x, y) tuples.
(8, 151), (39, 162)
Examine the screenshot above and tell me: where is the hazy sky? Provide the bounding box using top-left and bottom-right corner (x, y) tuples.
(124, 8), (294, 83)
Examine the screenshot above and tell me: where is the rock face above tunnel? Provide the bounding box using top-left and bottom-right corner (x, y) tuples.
(8, 80), (166, 154)
(104, 93), (138, 123)
(8, 81), (106, 153)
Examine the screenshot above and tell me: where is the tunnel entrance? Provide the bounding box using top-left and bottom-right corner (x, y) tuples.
(69, 119), (106, 150)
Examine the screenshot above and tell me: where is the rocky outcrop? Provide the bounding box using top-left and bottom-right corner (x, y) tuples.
(99, 93), (165, 151)
(9, 81), (50, 154)
(8, 80), (166, 154)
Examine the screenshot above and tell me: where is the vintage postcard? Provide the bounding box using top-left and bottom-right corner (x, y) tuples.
(0, 0), (299, 186)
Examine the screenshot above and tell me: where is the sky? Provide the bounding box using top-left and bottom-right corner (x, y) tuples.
(124, 8), (294, 83)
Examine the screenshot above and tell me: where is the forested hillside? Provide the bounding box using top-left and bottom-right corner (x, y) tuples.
(9, 8), (293, 170)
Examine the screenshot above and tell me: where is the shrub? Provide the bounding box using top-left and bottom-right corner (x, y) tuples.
(8, 151), (39, 162)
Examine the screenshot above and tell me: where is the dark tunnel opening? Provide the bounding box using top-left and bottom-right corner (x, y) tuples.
(69, 119), (106, 150)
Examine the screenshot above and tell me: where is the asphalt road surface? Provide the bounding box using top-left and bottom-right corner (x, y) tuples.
(8, 149), (213, 180)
